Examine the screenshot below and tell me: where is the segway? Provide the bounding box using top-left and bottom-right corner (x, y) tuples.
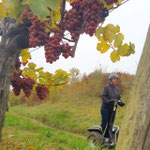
(87, 100), (121, 149)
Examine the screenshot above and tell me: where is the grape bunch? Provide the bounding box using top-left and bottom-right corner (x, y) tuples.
(36, 85), (49, 100)
(44, 33), (63, 63)
(104, 0), (118, 5)
(11, 76), (22, 96)
(11, 75), (35, 97)
(82, 0), (104, 36)
(61, 43), (72, 59)
(21, 77), (35, 97)
(28, 17), (48, 48)
(61, 2), (82, 41)
(15, 58), (21, 70)
(62, 0), (104, 37)
(20, 0), (107, 64)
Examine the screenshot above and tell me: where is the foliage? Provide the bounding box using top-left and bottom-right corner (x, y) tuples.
(0, 0), (135, 100)
(11, 58), (71, 100)
(0, 0), (135, 64)
(95, 24), (135, 62)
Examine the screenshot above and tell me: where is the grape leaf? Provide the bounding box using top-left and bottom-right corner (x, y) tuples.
(101, 0), (113, 10)
(51, 9), (61, 29)
(28, 63), (36, 70)
(28, 0), (60, 19)
(110, 50), (120, 63)
(0, 3), (6, 18)
(125, 42), (135, 56)
(20, 49), (31, 66)
(117, 43), (129, 56)
(53, 69), (71, 84)
(97, 36), (110, 53)
(114, 33), (124, 48)
(66, 0), (74, 2)
(103, 24), (119, 42)
(5, 0), (24, 20)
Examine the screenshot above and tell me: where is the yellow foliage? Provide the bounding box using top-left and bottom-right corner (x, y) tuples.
(0, 3), (6, 18)
(97, 36), (110, 53)
(114, 33), (124, 48)
(20, 49), (31, 66)
(103, 24), (120, 42)
(110, 50), (120, 63)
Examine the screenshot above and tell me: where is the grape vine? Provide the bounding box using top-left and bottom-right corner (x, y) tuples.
(20, 0), (118, 64)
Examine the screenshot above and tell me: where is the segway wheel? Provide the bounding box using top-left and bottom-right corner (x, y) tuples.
(87, 131), (103, 148)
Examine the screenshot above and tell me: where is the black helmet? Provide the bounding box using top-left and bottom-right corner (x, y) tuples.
(108, 73), (119, 81)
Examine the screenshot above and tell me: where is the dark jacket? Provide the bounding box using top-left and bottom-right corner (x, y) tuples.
(101, 83), (121, 110)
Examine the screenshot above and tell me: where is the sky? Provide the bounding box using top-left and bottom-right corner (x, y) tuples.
(1, 0), (150, 75)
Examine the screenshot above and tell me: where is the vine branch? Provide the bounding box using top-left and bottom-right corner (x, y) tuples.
(61, 0), (66, 21)
(109, 0), (130, 13)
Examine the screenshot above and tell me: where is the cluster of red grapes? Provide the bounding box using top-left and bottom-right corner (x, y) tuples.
(11, 76), (22, 96)
(28, 17), (48, 48)
(61, 0), (104, 37)
(44, 32), (73, 63)
(20, 0), (109, 64)
(36, 85), (49, 100)
(82, 0), (104, 36)
(104, 0), (118, 5)
(44, 33), (62, 63)
(11, 75), (35, 97)
(21, 77), (35, 97)
(60, 2), (82, 41)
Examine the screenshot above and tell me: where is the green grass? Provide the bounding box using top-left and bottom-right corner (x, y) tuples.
(11, 97), (125, 136)
(2, 112), (103, 150)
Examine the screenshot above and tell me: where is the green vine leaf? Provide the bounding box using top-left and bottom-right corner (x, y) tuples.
(28, 0), (61, 19)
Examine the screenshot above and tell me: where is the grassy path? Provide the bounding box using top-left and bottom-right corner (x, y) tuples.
(11, 111), (86, 139)
(2, 112), (100, 150)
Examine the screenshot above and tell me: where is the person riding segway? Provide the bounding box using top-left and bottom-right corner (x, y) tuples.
(87, 73), (125, 148)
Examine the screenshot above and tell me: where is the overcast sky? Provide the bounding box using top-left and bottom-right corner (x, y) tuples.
(1, 0), (150, 75)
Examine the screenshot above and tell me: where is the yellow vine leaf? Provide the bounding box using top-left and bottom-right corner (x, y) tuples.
(51, 9), (61, 30)
(28, 63), (36, 70)
(35, 67), (44, 72)
(66, 0), (74, 2)
(110, 50), (120, 63)
(0, 3), (6, 18)
(97, 36), (110, 53)
(126, 42), (135, 56)
(117, 43), (129, 56)
(49, 86), (55, 92)
(103, 24), (120, 42)
(101, 0), (114, 10)
(114, 33), (124, 48)
(20, 49), (31, 66)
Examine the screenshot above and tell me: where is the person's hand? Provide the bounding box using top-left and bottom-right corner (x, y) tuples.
(118, 100), (125, 107)
(109, 99), (116, 104)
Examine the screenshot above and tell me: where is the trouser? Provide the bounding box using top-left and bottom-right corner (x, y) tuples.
(100, 107), (116, 138)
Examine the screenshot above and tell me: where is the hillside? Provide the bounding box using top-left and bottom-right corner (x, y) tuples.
(7, 70), (134, 149)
